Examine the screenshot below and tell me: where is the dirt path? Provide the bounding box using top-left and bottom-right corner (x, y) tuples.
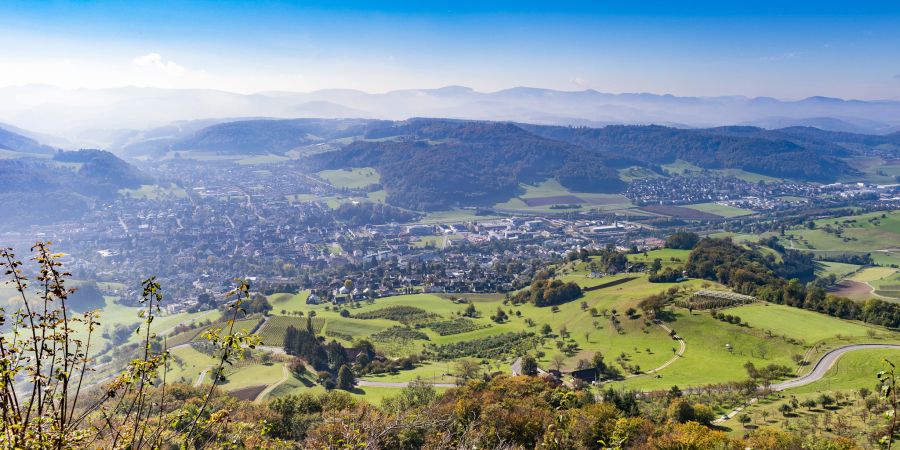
(254, 364), (290, 403)
(194, 368), (210, 387)
(623, 322), (685, 379)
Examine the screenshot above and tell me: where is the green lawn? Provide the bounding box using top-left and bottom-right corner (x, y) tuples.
(221, 363), (285, 391)
(268, 376), (449, 404)
(412, 235), (445, 249)
(682, 202), (754, 218)
(317, 167), (381, 189)
(626, 249), (690, 269)
(723, 303), (882, 344)
(359, 361), (456, 384)
(270, 290), (311, 314)
(848, 266), (897, 283)
(417, 209), (503, 224)
(119, 183), (187, 200)
(165, 345), (218, 385)
(618, 310), (804, 390)
(815, 261), (861, 278)
(492, 179), (633, 214)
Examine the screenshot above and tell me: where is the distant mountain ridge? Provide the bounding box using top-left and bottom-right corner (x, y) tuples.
(0, 125), (56, 154)
(309, 119), (625, 210)
(2, 85), (900, 145)
(296, 118), (877, 210)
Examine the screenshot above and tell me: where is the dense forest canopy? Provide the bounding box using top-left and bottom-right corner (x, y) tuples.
(521, 124), (857, 182)
(686, 237), (900, 328)
(309, 119), (624, 210)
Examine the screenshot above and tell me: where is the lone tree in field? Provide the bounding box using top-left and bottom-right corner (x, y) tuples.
(541, 323), (553, 336)
(779, 403), (793, 417)
(521, 355), (538, 376)
(337, 364), (355, 390)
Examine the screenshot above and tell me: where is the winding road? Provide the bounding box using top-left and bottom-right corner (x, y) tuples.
(770, 343), (900, 391)
(715, 343), (900, 424)
(194, 368), (210, 387)
(255, 364), (291, 403)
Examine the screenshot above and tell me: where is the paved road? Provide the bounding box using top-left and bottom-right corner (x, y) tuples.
(771, 343), (900, 391)
(194, 368), (210, 387)
(715, 343), (900, 424)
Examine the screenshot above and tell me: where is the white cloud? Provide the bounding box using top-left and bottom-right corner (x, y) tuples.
(572, 77), (590, 88)
(131, 53), (185, 75)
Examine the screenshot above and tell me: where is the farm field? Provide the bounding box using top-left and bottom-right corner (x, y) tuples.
(257, 315), (325, 346)
(638, 204), (722, 219)
(119, 183), (187, 199)
(317, 167), (381, 189)
(847, 266), (897, 283)
(681, 202), (754, 218)
(165, 316), (263, 348)
(777, 210), (900, 266)
(492, 179), (633, 214)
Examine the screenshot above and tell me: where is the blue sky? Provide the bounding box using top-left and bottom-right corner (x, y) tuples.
(1, 1), (898, 99)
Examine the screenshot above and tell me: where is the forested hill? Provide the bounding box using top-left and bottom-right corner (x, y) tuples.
(308, 119), (625, 211)
(0, 150), (148, 229)
(519, 124), (856, 182)
(170, 118), (377, 154)
(0, 126), (56, 154)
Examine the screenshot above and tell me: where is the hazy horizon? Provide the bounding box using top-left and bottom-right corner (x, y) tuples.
(2, 1), (899, 100)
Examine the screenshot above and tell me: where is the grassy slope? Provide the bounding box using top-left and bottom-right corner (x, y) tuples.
(616, 310), (804, 390)
(723, 303), (882, 344)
